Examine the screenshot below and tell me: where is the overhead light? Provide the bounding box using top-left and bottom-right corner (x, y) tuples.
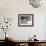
(29, 0), (45, 8)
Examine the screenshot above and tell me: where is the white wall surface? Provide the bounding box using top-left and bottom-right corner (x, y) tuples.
(0, 0), (46, 40)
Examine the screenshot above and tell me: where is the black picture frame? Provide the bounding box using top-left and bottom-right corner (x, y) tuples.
(18, 14), (34, 27)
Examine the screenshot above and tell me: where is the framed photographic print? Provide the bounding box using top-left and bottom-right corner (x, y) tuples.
(18, 14), (34, 27)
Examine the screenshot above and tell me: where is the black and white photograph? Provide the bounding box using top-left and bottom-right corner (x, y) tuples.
(18, 14), (34, 26)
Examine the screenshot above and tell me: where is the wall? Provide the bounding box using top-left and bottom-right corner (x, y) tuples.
(0, 0), (46, 40)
